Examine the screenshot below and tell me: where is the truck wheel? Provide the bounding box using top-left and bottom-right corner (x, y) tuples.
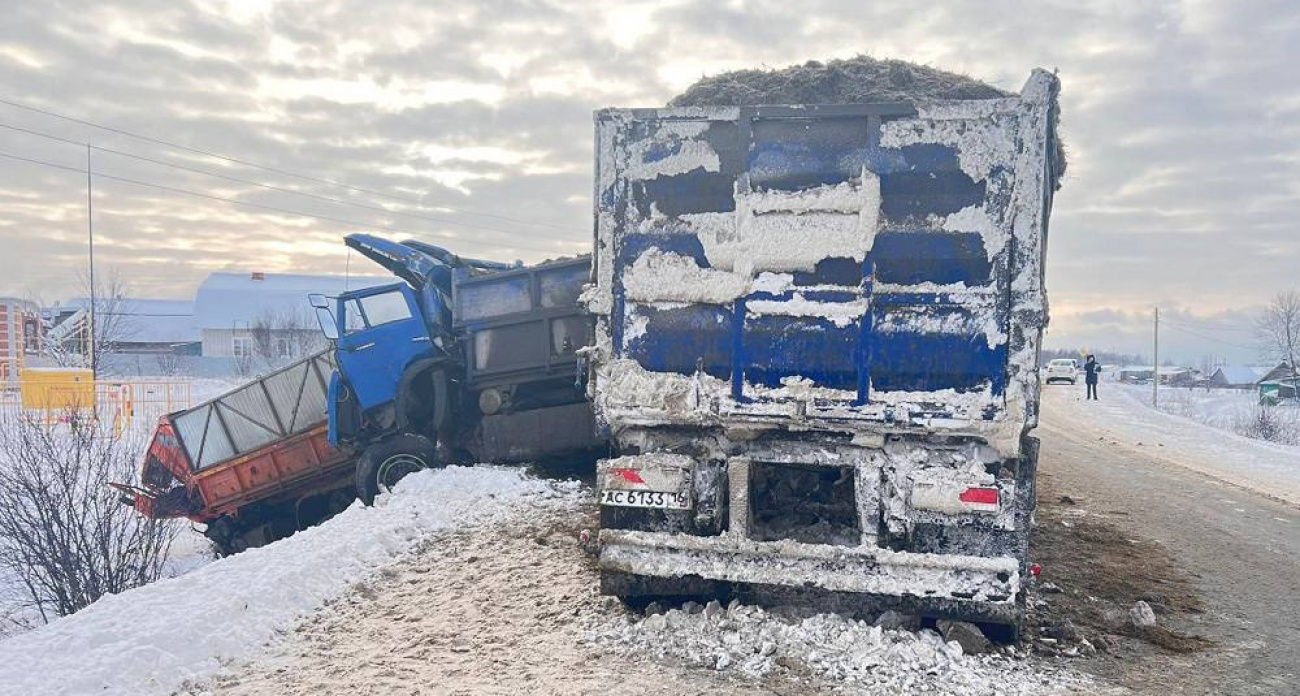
(355, 434), (438, 505)
(203, 516), (248, 557)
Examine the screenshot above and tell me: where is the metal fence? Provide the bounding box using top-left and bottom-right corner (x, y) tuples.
(0, 378), (192, 435)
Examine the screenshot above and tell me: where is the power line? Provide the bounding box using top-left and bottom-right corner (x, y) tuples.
(0, 95), (577, 232)
(1159, 321), (1256, 350)
(0, 149), (580, 257)
(1161, 315), (1255, 336)
(0, 121), (575, 239)
(1162, 315), (1253, 331)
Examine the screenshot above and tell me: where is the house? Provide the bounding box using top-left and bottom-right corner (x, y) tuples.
(29, 271), (395, 376)
(45, 298), (201, 356)
(192, 272), (390, 359)
(1207, 365), (1268, 389)
(1259, 377), (1300, 404)
(1258, 362), (1295, 384)
(0, 297), (41, 383)
(1119, 365), (1200, 386)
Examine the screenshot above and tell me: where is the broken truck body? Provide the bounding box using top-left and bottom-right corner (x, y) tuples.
(122, 236), (599, 554)
(589, 71), (1062, 629)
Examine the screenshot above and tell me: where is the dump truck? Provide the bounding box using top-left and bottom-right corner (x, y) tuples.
(587, 69), (1062, 637)
(119, 236), (602, 554)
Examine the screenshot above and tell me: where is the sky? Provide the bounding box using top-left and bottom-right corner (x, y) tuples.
(0, 0), (1297, 364)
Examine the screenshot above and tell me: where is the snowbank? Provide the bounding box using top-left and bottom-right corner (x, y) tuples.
(588, 601), (1090, 695)
(1044, 386), (1300, 506)
(0, 466), (579, 696)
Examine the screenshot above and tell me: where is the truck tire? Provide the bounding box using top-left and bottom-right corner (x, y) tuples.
(354, 433), (438, 505)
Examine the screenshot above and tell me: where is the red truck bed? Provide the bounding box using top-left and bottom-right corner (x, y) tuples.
(116, 351), (355, 526)
(123, 416), (352, 522)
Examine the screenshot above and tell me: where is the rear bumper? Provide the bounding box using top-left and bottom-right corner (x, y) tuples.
(599, 529), (1020, 605)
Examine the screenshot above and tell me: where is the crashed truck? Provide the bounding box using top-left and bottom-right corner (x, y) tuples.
(588, 70), (1062, 637)
(118, 235), (600, 554)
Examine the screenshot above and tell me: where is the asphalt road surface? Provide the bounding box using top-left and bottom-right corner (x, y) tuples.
(1038, 388), (1300, 695)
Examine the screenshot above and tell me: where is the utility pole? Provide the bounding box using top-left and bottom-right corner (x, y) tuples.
(86, 143), (97, 380)
(1153, 307), (1159, 407)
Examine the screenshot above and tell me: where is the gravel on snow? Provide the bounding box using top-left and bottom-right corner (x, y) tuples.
(588, 601), (1096, 695)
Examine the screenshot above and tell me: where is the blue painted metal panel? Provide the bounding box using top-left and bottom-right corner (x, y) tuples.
(606, 105), (1018, 417)
(870, 332), (1005, 394)
(873, 231), (992, 286)
(742, 315), (859, 391)
(618, 232), (711, 269)
(625, 304), (732, 381)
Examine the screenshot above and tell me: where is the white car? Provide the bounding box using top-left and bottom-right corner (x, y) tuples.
(1045, 358), (1080, 385)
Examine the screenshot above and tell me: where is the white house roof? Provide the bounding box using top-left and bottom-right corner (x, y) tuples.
(63, 297), (200, 344)
(192, 272), (393, 329)
(1213, 365), (1267, 385)
(1119, 365), (1197, 375)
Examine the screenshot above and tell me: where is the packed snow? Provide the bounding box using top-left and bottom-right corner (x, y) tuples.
(587, 600), (1092, 695)
(0, 466), (579, 696)
(1044, 384), (1300, 506)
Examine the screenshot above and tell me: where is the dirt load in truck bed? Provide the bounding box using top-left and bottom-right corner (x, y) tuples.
(670, 54), (1067, 186)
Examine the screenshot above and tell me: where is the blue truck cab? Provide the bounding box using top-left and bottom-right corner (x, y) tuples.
(311, 234), (603, 502)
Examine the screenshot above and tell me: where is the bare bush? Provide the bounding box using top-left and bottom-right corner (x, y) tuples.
(1233, 404), (1300, 446)
(154, 351), (182, 377)
(0, 412), (178, 623)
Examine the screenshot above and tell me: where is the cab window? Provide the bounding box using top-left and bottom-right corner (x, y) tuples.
(358, 291), (414, 327)
(343, 298), (366, 334)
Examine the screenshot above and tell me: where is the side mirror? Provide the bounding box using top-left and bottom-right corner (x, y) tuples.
(308, 295), (340, 341)
(314, 306), (340, 341)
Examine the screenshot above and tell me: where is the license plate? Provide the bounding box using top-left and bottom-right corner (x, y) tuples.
(600, 488), (691, 510)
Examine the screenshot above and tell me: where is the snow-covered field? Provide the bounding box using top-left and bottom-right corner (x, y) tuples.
(0, 466), (579, 696)
(1042, 384), (1300, 506)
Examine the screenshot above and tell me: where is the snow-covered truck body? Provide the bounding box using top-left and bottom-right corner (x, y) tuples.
(590, 71), (1061, 630)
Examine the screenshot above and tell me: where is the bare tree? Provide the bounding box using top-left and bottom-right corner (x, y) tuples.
(1256, 290), (1300, 378)
(249, 307), (326, 372)
(153, 351), (182, 377)
(41, 268), (139, 369)
(0, 412), (177, 623)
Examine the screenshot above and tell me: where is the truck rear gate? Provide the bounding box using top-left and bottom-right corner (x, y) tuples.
(590, 71), (1060, 627)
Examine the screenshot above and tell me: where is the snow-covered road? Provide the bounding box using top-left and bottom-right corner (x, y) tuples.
(1043, 385), (1300, 507)
(0, 466), (579, 696)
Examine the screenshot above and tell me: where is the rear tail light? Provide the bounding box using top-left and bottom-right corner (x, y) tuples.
(609, 467), (646, 485)
(959, 487), (999, 506)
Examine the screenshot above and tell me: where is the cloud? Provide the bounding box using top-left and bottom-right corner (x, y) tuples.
(0, 0), (1296, 367)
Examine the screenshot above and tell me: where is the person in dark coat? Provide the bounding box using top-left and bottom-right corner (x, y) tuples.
(1084, 355), (1101, 400)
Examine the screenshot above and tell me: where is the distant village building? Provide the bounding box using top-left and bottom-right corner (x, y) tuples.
(1256, 362), (1300, 404)
(0, 297), (41, 383)
(193, 272), (390, 359)
(45, 298), (200, 356)
(1206, 365), (1269, 389)
(32, 272), (392, 375)
(1257, 362), (1295, 384)
(1118, 365), (1200, 387)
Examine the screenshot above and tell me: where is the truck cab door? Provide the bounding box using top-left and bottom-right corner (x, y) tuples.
(335, 284), (435, 411)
